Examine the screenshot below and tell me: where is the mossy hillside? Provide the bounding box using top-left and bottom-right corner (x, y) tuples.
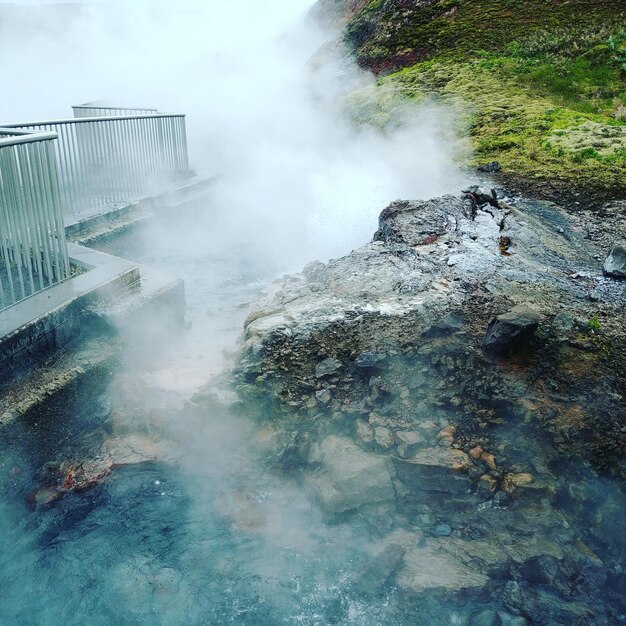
(341, 0), (626, 193)
(345, 0), (626, 74)
(382, 59), (626, 190)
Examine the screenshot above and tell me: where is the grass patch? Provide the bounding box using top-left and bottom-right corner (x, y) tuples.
(342, 0), (626, 191)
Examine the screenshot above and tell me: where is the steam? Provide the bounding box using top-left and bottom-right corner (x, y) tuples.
(0, 4), (470, 622)
(1, 0), (463, 268)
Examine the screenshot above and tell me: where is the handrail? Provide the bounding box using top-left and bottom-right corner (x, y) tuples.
(72, 102), (159, 118)
(2, 113), (185, 127)
(0, 129), (58, 148)
(0, 126), (71, 310)
(0, 102), (191, 311)
(3, 109), (190, 216)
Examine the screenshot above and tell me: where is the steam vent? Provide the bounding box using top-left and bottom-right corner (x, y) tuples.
(1, 2), (625, 625)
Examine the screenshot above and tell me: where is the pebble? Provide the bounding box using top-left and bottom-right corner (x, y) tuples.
(374, 426), (395, 449)
(481, 452), (497, 470)
(434, 523), (452, 537)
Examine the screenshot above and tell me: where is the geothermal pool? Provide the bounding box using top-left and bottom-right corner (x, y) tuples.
(0, 203), (474, 625)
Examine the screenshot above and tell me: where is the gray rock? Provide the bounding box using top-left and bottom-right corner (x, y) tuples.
(422, 312), (465, 338)
(355, 419), (374, 445)
(552, 311), (574, 333)
(588, 290), (601, 302)
(395, 430), (426, 459)
(484, 305), (541, 355)
(477, 161), (502, 173)
(315, 357), (343, 378)
(603, 245), (626, 279)
(374, 196), (467, 246)
(434, 523), (452, 537)
(396, 541), (489, 595)
(308, 435), (394, 515)
(303, 260), (325, 282)
(463, 185), (499, 207)
(354, 544), (406, 596)
(315, 389), (332, 404)
(354, 351), (387, 368)
(467, 609), (502, 626)
(374, 426), (395, 449)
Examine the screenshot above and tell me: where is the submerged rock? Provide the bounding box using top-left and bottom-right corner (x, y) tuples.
(467, 610), (502, 626)
(307, 435), (394, 515)
(396, 541), (490, 595)
(354, 543), (406, 596)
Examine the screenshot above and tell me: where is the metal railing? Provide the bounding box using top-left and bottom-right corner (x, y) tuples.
(0, 103), (190, 310)
(72, 101), (159, 118)
(3, 112), (189, 214)
(0, 128), (71, 310)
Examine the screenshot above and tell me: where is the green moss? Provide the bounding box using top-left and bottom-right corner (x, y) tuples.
(588, 315), (602, 332)
(347, 0), (625, 70)
(346, 57), (625, 188)
(342, 0), (626, 191)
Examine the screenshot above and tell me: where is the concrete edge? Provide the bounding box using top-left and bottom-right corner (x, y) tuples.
(0, 244), (140, 375)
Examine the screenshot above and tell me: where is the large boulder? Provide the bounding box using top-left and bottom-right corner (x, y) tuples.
(307, 435), (394, 515)
(483, 305), (541, 355)
(392, 447), (472, 495)
(603, 245), (626, 279)
(396, 541), (490, 595)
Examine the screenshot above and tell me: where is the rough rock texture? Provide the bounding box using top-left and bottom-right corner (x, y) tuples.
(483, 305), (540, 355)
(603, 245), (626, 279)
(232, 189), (626, 621)
(307, 435), (394, 515)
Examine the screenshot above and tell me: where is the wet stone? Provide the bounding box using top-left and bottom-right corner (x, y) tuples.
(603, 245), (626, 279)
(395, 430), (426, 458)
(308, 435), (394, 515)
(315, 357), (343, 378)
(477, 474), (498, 496)
(354, 543), (406, 597)
(315, 389), (332, 404)
(434, 523), (452, 537)
(502, 473), (534, 496)
(397, 542), (490, 595)
(374, 426), (395, 449)
(355, 419), (374, 445)
(466, 609), (502, 626)
(484, 305), (540, 355)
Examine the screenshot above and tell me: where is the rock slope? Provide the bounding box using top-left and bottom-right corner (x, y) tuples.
(233, 188), (626, 623)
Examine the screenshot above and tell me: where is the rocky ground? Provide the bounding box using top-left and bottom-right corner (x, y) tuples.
(217, 186), (626, 624)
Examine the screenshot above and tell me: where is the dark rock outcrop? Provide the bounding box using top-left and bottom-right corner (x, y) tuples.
(603, 245), (626, 279)
(233, 189), (626, 621)
(483, 305), (540, 355)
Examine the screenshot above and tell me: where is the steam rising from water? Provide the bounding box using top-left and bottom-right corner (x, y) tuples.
(1, 0), (462, 267)
(1, 3), (467, 623)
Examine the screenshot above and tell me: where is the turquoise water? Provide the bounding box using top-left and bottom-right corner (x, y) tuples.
(3, 203), (623, 625)
(0, 204), (462, 625)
